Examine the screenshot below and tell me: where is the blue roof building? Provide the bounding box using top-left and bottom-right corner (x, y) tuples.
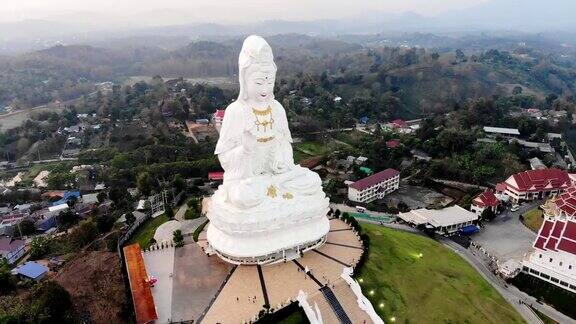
(36, 214), (58, 232)
(51, 190), (81, 206)
(13, 261), (49, 281)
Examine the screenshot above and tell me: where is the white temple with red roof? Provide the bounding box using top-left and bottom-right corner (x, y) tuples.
(522, 185), (576, 292)
(496, 168), (573, 203)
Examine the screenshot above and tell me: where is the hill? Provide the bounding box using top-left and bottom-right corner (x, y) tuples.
(357, 224), (524, 323)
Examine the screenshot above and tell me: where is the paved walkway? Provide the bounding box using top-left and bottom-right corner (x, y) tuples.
(195, 218), (373, 323)
(174, 203), (188, 221)
(142, 247), (175, 324)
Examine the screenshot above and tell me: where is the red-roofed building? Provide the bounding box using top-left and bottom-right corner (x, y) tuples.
(213, 109), (225, 124)
(502, 169), (573, 203)
(208, 172), (224, 181)
(386, 140), (401, 149)
(348, 168), (400, 203)
(471, 190), (500, 215)
(523, 184), (576, 293)
(391, 119), (407, 128)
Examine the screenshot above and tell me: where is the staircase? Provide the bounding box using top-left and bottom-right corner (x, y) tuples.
(320, 286), (353, 324)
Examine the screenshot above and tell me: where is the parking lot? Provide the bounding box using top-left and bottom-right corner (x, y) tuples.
(384, 180), (454, 209)
(471, 200), (541, 262)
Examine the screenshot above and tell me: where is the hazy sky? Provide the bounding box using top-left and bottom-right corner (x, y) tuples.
(0, 0), (489, 24)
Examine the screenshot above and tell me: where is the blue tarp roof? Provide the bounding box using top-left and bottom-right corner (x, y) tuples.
(459, 225), (480, 235)
(51, 190), (80, 206)
(37, 215), (58, 231)
(15, 261), (48, 280)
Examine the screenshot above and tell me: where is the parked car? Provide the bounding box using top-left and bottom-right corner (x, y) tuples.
(511, 205), (520, 212)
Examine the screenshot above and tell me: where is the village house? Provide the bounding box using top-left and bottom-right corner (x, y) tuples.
(0, 236), (26, 265)
(348, 168), (400, 203)
(470, 190), (501, 215)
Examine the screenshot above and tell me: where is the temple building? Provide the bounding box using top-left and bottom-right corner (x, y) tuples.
(522, 185), (576, 292)
(347, 168), (400, 203)
(496, 169), (573, 203)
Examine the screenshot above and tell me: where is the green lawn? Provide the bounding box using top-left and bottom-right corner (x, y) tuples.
(127, 214), (169, 249)
(355, 224), (524, 323)
(295, 141), (330, 156)
(523, 208), (544, 232)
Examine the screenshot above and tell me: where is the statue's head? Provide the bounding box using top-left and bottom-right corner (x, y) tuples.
(238, 35), (277, 104)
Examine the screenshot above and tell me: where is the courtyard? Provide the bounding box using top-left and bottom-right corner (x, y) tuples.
(471, 201), (540, 262)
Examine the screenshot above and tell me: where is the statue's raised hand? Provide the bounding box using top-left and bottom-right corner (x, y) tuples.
(242, 130), (257, 153)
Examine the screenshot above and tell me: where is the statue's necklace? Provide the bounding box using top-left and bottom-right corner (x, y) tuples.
(252, 105), (274, 132)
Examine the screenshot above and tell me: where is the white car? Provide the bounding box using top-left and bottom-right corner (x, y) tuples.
(510, 205), (520, 212)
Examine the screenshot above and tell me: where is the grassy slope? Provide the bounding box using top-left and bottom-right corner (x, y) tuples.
(127, 214), (168, 249)
(523, 209), (544, 233)
(356, 224), (524, 324)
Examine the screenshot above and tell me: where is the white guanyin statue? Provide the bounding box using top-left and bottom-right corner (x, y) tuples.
(206, 35), (330, 264)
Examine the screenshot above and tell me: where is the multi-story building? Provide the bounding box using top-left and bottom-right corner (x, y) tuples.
(348, 168), (400, 203)
(496, 169), (573, 203)
(522, 185), (576, 293)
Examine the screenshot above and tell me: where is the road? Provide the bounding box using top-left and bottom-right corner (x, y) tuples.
(0, 90), (98, 131)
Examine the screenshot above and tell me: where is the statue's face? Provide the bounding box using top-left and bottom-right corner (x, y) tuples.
(245, 64), (276, 104)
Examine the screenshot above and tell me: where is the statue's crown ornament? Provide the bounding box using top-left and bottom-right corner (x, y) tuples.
(238, 35), (274, 68)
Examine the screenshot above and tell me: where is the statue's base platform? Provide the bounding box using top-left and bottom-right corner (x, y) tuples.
(137, 217), (372, 323)
(206, 186), (331, 265)
(206, 216), (329, 265)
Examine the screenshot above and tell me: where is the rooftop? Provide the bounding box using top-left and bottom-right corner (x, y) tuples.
(0, 236), (25, 254)
(552, 185), (576, 217)
(483, 126), (520, 135)
(349, 168), (400, 191)
(473, 190), (500, 208)
(13, 261), (48, 280)
(399, 205), (478, 227)
(505, 168), (571, 192)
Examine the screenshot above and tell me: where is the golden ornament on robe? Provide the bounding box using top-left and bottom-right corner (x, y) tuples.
(266, 185), (277, 198)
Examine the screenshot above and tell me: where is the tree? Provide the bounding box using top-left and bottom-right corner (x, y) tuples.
(137, 171), (153, 196)
(18, 218), (37, 236)
(0, 259), (16, 295)
(173, 229), (184, 247)
(165, 203), (175, 219)
(455, 49), (467, 63)
(125, 212), (136, 225)
(512, 86), (523, 95)
(481, 208), (496, 222)
(70, 219), (98, 248)
(172, 174), (185, 193)
(97, 191), (107, 203)
(96, 214), (115, 233)
(58, 209), (78, 228)
(29, 281), (77, 323)
(29, 236), (51, 260)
